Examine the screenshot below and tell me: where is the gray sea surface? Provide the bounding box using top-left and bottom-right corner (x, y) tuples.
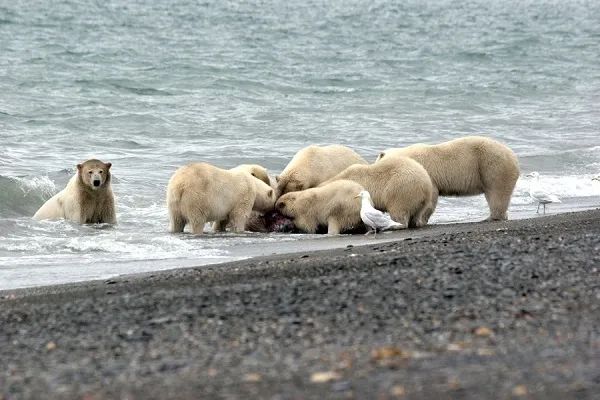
(1, 0), (599, 289)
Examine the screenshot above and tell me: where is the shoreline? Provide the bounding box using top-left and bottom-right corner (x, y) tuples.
(2, 208), (600, 399)
(4, 198), (600, 292)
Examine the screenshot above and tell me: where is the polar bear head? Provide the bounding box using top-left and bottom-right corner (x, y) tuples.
(233, 164), (271, 186)
(77, 159), (112, 190)
(275, 175), (305, 196)
(274, 192), (303, 218)
(252, 179), (276, 212)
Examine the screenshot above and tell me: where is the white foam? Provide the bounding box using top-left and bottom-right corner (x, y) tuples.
(13, 175), (57, 197)
(514, 174), (600, 199)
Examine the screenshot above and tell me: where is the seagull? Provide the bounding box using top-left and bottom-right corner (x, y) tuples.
(526, 171), (561, 214)
(355, 190), (404, 236)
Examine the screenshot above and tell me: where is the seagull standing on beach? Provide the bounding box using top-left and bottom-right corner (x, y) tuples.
(355, 190), (404, 236)
(526, 171), (560, 214)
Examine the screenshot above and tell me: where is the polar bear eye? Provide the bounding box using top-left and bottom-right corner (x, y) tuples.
(99, 171), (103, 174)
(88, 171), (93, 174)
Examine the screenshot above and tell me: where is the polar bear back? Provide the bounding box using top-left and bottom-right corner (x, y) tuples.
(277, 145), (368, 195)
(230, 164), (271, 186)
(376, 136), (519, 197)
(167, 163), (255, 223)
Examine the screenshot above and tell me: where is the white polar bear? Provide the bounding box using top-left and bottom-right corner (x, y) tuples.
(321, 156), (434, 228)
(33, 159), (116, 224)
(275, 179), (365, 234)
(376, 136), (520, 221)
(276, 145), (368, 195)
(166, 162), (275, 234)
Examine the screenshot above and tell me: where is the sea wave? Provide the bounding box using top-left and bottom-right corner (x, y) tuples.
(513, 174), (600, 201)
(0, 175), (56, 217)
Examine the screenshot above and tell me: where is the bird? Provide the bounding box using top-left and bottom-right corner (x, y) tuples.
(526, 171), (560, 214)
(355, 190), (404, 236)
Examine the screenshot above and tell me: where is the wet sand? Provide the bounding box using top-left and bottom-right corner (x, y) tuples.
(2, 209), (600, 399)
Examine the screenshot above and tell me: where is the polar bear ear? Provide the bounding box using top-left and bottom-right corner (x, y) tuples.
(105, 162), (112, 170)
(275, 175), (281, 183)
(268, 189), (274, 198)
(378, 152), (385, 160)
(77, 164), (83, 171)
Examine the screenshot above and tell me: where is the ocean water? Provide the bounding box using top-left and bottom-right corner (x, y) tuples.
(1, 0), (599, 290)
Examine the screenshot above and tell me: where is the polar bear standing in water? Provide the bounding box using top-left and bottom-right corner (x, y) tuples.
(33, 159), (116, 224)
(166, 162), (276, 234)
(376, 136), (520, 221)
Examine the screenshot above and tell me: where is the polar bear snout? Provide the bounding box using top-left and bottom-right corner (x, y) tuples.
(88, 171), (104, 189)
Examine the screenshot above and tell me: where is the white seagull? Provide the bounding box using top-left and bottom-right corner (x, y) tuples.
(526, 171), (561, 214)
(355, 190), (404, 236)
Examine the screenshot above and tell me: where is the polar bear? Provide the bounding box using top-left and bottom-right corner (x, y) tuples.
(376, 136), (520, 221)
(230, 164), (271, 186)
(275, 180), (365, 234)
(167, 162), (276, 234)
(276, 145), (367, 195)
(33, 159), (116, 224)
(321, 156), (434, 228)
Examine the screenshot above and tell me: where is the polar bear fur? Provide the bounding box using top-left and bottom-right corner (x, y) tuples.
(230, 164), (271, 186)
(275, 180), (365, 234)
(321, 157), (434, 228)
(33, 159), (116, 224)
(376, 136), (520, 221)
(167, 162), (275, 234)
(276, 145), (367, 195)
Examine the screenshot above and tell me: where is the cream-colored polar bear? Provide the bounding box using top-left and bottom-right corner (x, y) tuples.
(321, 157), (434, 228)
(33, 159), (116, 224)
(167, 162), (275, 234)
(276, 145), (367, 195)
(275, 180), (365, 234)
(376, 136), (520, 221)
(230, 164), (271, 186)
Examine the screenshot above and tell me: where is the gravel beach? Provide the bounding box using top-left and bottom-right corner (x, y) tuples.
(2, 209), (600, 400)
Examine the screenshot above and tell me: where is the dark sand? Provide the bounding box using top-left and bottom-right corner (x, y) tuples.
(2, 209), (600, 399)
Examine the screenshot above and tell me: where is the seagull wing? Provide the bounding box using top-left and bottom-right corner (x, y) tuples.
(531, 189), (560, 203)
(360, 207), (378, 230)
(363, 206), (398, 229)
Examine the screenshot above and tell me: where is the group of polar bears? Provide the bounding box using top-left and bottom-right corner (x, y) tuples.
(33, 136), (520, 235)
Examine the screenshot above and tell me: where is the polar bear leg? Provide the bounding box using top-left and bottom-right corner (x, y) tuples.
(229, 205), (252, 233)
(414, 204), (432, 227)
(387, 206), (410, 228)
(189, 215), (207, 235)
(415, 188), (438, 227)
(484, 188), (511, 221)
(327, 217), (341, 235)
(213, 220), (228, 233)
(169, 211), (186, 233)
